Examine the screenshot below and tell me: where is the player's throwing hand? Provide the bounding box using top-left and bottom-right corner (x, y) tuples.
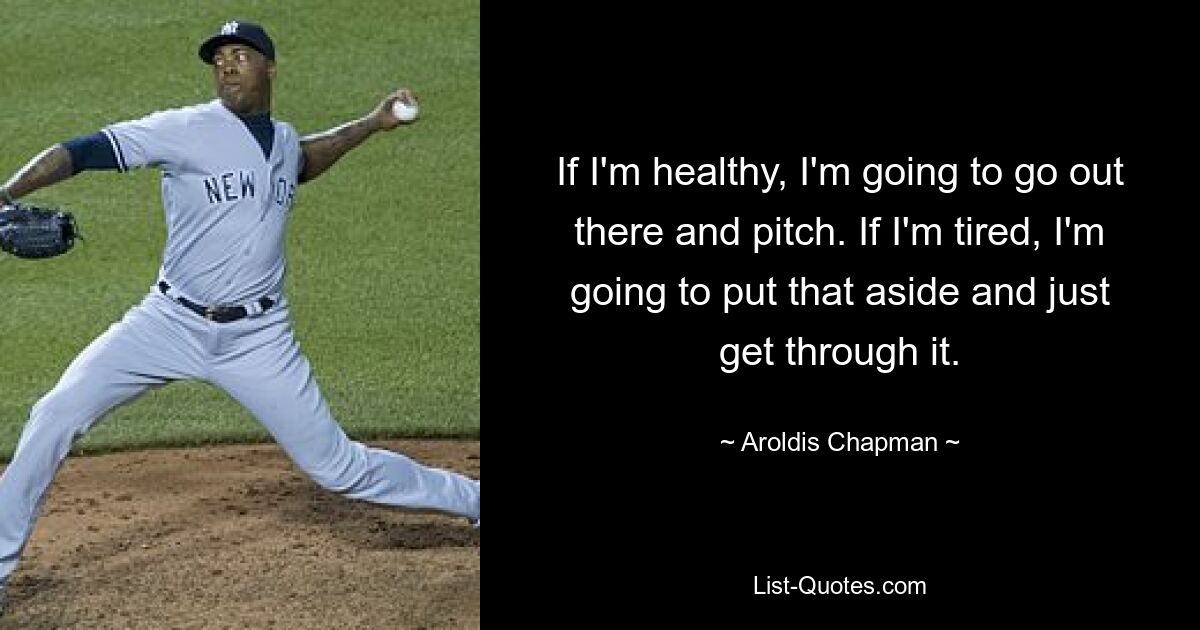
(375, 88), (420, 130)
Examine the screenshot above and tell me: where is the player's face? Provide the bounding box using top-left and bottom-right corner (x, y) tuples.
(212, 44), (275, 115)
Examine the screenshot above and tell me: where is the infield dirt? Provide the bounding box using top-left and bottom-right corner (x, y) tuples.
(0, 439), (480, 629)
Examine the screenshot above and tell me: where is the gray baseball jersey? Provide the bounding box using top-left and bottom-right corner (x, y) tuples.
(103, 99), (300, 305)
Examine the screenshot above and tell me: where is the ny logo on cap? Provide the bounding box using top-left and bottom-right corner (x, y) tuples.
(220, 21), (240, 36)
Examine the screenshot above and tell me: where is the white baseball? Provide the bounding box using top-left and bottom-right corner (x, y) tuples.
(391, 99), (419, 122)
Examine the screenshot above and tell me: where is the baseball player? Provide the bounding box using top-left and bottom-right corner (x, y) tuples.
(0, 20), (479, 613)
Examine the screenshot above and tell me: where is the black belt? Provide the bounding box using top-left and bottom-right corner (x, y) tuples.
(158, 281), (275, 323)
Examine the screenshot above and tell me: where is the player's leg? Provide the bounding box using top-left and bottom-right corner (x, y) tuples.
(211, 313), (479, 521)
(0, 293), (205, 582)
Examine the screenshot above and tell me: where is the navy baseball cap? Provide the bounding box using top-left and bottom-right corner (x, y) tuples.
(199, 20), (275, 64)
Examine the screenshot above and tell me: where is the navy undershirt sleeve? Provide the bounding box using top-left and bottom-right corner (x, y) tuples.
(62, 132), (119, 173)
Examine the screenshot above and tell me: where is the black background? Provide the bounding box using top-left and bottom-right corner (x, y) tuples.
(489, 11), (1185, 624)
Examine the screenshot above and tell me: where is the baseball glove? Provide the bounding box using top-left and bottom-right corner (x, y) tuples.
(0, 202), (81, 259)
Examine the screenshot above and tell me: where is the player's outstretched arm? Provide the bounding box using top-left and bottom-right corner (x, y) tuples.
(1, 145), (75, 204)
(299, 88), (417, 184)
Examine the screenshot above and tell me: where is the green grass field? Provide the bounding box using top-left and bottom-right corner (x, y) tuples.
(0, 0), (480, 460)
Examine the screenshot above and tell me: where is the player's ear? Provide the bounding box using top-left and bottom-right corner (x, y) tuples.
(267, 61), (276, 80)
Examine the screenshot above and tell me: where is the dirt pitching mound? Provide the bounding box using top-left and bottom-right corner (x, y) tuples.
(1, 440), (480, 629)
